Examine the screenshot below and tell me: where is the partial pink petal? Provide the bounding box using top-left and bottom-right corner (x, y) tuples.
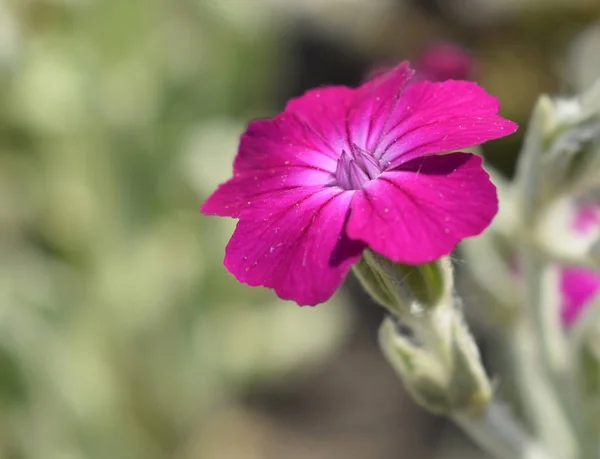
(285, 86), (354, 157)
(371, 80), (517, 167)
(234, 114), (340, 174)
(347, 62), (415, 153)
(560, 266), (600, 326)
(571, 203), (600, 236)
(202, 113), (338, 217)
(201, 166), (331, 217)
(224, 187), (365, 305)
(347, 153), (497, 263)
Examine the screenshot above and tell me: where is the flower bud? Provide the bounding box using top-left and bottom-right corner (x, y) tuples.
(379, 313), (491, 416)
(352, 249), (452, 317)
(355, 249), (491, 416)
(515, 81), (600, 221)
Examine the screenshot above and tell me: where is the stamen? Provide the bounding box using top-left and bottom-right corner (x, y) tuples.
(335, 147), (383, 190)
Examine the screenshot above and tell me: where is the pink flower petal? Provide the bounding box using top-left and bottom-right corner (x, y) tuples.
(224, 187), (365, 305)
(370, 80), (518, 167)
(560, 266), (600, 326)
(347, 153), (497, 263)
(284, 86), (354, 157)
(201, 166), (332, 218)
(234, 114), (340, 174)
(347, 62), (415, 153)
(202, 114), (337, 217)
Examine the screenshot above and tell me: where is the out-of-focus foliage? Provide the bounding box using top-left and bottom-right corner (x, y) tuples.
(0, 1), (352, 458)
(566, 20), (600, 91)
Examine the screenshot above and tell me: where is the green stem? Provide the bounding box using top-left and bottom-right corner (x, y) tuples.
(516, 240), (579, 459)
(453, 402), (555, 459)
(508, 316), (578, 459)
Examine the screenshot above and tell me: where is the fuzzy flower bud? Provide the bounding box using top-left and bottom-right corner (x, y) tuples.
(354, 250), (491, 415)
(352, 249), (449, 317)
(379, 310), (491, 416)
(515, 80), (600, 220)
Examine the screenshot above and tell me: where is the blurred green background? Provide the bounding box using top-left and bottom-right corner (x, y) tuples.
(1, 1), (599, 458)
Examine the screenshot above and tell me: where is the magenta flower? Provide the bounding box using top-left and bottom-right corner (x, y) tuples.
(560, 203), (600, 325)
(364, 42), (475, 84)
(201, 62), (518, 305)
(414, 43), (476, 83)
(560, 267), (600, 325)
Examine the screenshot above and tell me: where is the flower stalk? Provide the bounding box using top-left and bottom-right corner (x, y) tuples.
(356, 251), (484, 400)
(452, 403), (554, 459)
(359, 249), (556, 459)
(509, 91), (600, 459)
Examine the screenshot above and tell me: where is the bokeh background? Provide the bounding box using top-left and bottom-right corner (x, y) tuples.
(1, 0), (600, 458)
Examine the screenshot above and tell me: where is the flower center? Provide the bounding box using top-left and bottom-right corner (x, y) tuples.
(334, 144), (383, 191)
